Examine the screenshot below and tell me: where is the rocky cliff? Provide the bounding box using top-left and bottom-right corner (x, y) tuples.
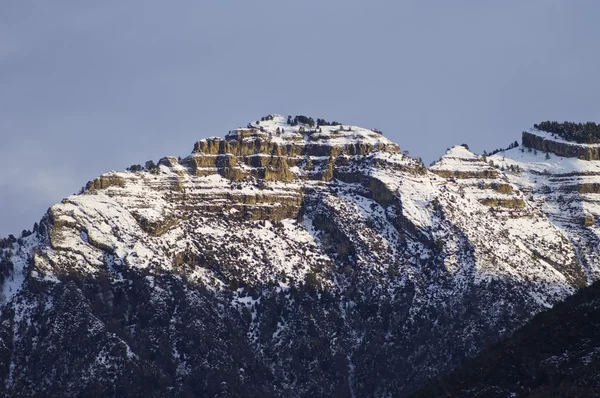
(0, 115), (598, 397)
(522, 129), (600, 160)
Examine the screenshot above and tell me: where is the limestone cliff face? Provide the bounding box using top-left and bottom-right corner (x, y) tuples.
(86, 174), (126, 190)
(187, 118), (399, 182)
(522, 130), (600, 160)
(0, 115), (599, 398)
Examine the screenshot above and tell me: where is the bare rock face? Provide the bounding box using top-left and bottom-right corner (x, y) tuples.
(85, 174), (126, 190)
(188, 116), (400, 182)
(0, 115), (599, 397)
(522, 130), (600, 160)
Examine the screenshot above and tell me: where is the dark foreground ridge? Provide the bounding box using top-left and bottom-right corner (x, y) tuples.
(415, 281), (600, 397)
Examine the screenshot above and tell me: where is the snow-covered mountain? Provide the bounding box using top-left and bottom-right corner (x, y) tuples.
(0, 114), (598, 397)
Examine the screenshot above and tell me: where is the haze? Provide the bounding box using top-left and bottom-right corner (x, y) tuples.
(1, 1), (599, 237)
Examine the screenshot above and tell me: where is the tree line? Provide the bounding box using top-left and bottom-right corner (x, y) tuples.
(483, 140), (519, 156)
(285, 115), (343, 128)
(534, 121), (600, 144)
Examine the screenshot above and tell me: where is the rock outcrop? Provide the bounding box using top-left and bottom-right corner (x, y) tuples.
(522, 130), (600, 160)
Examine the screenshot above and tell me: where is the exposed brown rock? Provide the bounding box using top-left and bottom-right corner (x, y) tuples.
(479, 198), (525, 208)
(131, 212), (179, 237)
(578, 183), (600, 194)
(85, 175), (126, 191)
(522, 131), (600, 160)
(431, 169), (499, 179)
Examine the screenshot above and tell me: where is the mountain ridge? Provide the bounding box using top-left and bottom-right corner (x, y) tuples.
(0, 114), (598, 397)
(414, 279), (600, 397)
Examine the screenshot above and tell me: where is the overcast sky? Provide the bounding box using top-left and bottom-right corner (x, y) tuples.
(1, 1), (599, 237)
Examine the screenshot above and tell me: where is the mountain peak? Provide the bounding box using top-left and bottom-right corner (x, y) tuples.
(429, 144), (495, 177)
(217, 114), (397, 149)
(186, 114), (402, 181)
(442, 144), (478, 160)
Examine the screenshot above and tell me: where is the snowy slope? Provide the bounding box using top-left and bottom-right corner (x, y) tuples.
(490, 145), (600, 280)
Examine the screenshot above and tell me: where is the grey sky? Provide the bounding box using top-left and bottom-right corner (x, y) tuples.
(1, 1), (599, 237)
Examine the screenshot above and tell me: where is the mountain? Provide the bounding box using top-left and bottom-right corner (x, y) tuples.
(414, 280), (600, 397)
(0, 114), (598, 397)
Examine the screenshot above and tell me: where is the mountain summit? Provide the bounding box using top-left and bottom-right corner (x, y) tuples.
(0, 115), (598, 397)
